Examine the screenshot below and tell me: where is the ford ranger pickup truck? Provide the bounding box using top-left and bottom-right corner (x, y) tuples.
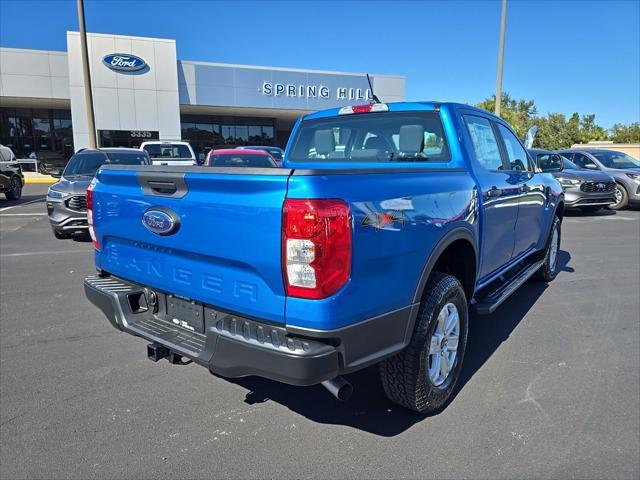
(84, 102), (564, 413)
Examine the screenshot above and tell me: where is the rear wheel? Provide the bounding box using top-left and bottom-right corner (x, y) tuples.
(380, 272), (468, 413)
(610, 183), (628, 210)
(4, 176), (22, 200)
(535, 216), (561, 282)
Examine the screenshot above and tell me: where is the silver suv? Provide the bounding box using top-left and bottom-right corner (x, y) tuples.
(47, 148), (150, 239)
(558, 149), (640, 210)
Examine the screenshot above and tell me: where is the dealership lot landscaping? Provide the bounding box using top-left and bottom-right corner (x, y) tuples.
(1, 184), (639, 479)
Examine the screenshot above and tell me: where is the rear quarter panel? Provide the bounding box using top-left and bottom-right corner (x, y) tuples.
(285, 170), (479, 330)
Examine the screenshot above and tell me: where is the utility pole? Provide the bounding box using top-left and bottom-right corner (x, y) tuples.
(77, 0), (96, 148)
(495, 0), (507, 116)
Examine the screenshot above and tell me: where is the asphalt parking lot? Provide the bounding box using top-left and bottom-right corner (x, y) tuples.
(1, 184), (639, 480)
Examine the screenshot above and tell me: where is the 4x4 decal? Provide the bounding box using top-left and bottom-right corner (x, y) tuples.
(361, 210), (407, 230)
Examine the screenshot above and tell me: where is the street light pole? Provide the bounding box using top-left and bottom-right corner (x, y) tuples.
(495, 0), (507, 116)
(77, 0), (96, 148)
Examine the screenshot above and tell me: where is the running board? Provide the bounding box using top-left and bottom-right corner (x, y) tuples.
(473, 259), (545, 315)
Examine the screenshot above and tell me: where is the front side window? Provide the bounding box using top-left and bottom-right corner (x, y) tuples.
(288, 111), (449, 163)
(464, 115), (503, 171)
(143, 144), (193, 159)
(572, 153), (597, 169)
(497, 124), (530, 171)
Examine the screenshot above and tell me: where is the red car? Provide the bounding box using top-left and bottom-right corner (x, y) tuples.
(205, 149), (278, 168)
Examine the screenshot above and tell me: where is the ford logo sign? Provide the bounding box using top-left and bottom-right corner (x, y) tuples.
(103, 53), (147, 72)
(596, 182), (606, 189)
(142, 208), (179, 236)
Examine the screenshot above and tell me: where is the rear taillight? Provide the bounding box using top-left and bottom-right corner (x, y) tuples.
(86, 180), (99, 250)
(282, 199), (351, 299)
(338, 103), (388, 115)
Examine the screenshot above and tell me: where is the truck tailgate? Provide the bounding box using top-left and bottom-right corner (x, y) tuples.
(92, 166), (290, 324)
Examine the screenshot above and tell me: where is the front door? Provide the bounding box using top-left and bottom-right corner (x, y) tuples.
(463, 114), (521, 278)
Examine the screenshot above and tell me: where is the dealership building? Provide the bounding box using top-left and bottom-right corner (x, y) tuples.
(0, 32), (405, 163)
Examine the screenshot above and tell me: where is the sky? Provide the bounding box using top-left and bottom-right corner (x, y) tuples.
(0, 0), (638, 128)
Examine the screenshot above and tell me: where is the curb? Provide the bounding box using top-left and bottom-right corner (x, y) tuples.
(25, 178), (57, 184)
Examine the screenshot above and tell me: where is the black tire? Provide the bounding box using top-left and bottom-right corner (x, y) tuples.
(535, 216), (561, 282)
(379, 272), (468, 413)
(610, 183), (629, 210)
(4, 176), (22, 200)
(579, 206), (602, 213)
(53, 229), (70, 239)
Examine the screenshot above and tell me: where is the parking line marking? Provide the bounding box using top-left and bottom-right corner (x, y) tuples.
(0, 213), (48, 216)
(0, 197), (45, 212)
(0, 249), (91, 257)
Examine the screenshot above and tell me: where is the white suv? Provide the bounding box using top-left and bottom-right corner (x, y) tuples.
(140, 141), (196, 166)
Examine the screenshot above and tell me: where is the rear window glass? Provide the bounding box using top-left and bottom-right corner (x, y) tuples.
(210, 153), (274, 168)
(288, 112), (449, 163)
(143, 144), (193, 159)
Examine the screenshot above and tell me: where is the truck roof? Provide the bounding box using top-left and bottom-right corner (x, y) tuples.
(302, 101), (496, 121)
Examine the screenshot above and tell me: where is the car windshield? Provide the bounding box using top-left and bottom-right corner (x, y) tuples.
(288, 111), (449, 163)
(211, 153), (274, 168)
(143, 144), (193, 159)
(589, 151), (640, 169)
(561, 157), (579, 169)
(64, 151), (149, 177)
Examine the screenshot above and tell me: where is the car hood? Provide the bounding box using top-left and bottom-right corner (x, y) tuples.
(53, 175), (93, 195)
(555, 168), (613, 182)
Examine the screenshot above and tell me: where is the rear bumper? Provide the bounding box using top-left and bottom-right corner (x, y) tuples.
(84, 275), (416, 386)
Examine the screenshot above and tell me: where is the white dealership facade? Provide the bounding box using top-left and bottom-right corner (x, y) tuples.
(0, 32), (405, 162)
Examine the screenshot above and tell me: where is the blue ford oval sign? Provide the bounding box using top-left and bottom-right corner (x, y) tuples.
(142, 208), (179, 236)
(103, 53), (147, 72)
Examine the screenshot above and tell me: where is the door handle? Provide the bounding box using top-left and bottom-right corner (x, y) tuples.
(487, 186), (502, 198)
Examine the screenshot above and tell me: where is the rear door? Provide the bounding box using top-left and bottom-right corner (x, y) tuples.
(495, 123), (547, 257)
(92, 166), (290, 324)
(462, 114), (520, 278)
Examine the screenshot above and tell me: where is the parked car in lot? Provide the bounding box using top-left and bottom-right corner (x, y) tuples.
(529, 148), (615, 212)
(205, 149), (278, 168)
(0, 144), (24, 200)
(84, 101), (564, 413)
(140, 141), (196, 166)
(47, 148), (150, 238)
(558, 149), (640, 210)
(236, 146), (284, 165)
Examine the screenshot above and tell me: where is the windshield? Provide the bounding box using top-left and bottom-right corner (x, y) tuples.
(288, 111), (449, 163)
(590, 151), (640, 169)
(64, 151), (149, 177)
(210, 153), (275, 168)
(143, 144), (193, 159)
(561, 157), (579, 169)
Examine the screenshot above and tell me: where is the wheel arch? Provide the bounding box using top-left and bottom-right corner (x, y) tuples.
(412, 227), (478, 305)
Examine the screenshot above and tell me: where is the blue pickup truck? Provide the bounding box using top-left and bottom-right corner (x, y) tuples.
(84, 102), (564, 413)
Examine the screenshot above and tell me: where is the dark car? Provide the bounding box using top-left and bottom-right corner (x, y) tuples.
(0, 144), (25, 200)
(206, 149), (277, 168)
(236, 146), (284, 165)
(47, 148), (150, 238)
(557, 149), (640, 210)
(529, 148), (616, 212)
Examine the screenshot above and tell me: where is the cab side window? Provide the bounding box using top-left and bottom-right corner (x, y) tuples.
(464, 115), (504, 171)
(497, 124), (530, 171)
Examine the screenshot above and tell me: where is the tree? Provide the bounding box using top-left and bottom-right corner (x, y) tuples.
(610, 123), (640, 143)
(475, 93), (612, 150)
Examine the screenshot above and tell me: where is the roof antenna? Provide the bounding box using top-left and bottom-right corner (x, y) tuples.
(366, 73), (381, 103)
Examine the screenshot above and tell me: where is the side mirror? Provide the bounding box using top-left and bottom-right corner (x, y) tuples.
(584, 163), (598, 170)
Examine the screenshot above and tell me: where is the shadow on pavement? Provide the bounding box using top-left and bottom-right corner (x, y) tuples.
(226, 250), (573, 436)
(0, 193), (46, 209)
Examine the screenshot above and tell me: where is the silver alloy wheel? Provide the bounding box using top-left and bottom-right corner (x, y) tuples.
(10, 177), (21, 196)
(549, 226), (559, 271)
(613, 185), (623, 206)
(428, 302), (460, 387)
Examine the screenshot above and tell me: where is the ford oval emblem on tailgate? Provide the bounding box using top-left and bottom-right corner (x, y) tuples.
(142, 208), (180, 236)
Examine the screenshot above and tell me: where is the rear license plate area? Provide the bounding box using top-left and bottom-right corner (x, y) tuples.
(166, 295), (204, 334)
